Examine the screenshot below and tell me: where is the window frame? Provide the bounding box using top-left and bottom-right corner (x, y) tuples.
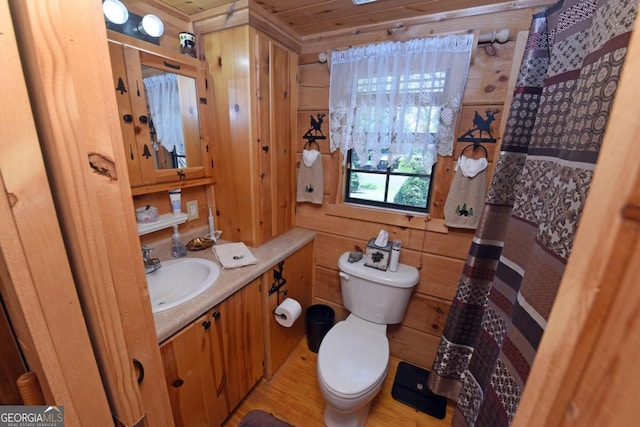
(343, 149), (436, 214)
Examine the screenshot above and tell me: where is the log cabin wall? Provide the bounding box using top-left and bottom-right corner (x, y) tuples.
(295, 7), (540, 368)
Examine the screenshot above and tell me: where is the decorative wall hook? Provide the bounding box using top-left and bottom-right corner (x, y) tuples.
(457, 108), (500, 145)
(303, 113), (326, 140)
(302, 113), (327, 150)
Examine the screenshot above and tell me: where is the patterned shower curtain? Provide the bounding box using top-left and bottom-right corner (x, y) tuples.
(427, 0), (637, 425)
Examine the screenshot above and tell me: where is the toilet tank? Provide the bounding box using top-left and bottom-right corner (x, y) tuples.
(338, 252), (419, 324)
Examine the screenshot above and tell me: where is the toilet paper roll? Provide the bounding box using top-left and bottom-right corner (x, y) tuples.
(274, 297), (302, 328)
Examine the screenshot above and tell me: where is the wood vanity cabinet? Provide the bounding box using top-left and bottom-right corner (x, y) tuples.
(160, 278), (264, 426)
(107, 31), (213, 194)
(202, 26), (298, 247)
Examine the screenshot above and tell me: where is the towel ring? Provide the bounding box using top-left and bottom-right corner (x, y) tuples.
(304, 139), (320, 150)
(461, 143), (488, 158)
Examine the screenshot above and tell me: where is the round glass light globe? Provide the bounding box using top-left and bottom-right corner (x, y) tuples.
(102, 0), (129, 25)
(141, 14), (164, 38)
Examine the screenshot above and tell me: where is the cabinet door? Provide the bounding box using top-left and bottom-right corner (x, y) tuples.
(161, 313), (210, 426)
(203, 26), (257, 245)
(222, 278), (265, 412)
(254, 30), (297, 245)
(266, 37), (297, 241)
(161, 308), (228, 426)
(108, 41), (152, 187)
(200, 307), (229, 426)
(264, 242), (314, 378)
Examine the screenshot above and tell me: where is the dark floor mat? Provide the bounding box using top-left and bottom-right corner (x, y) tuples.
(238, 409), (294, 427)
(391, 361), (447, 419)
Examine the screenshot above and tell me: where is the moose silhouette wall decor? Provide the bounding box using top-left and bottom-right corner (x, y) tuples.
(303, 113), (327, 143)
(457, 108), (500, 145)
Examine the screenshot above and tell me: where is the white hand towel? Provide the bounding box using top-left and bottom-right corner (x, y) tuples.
(212, 242), (258, 269)
(297, 149), (324, 204)
(444, 157), (488, 230)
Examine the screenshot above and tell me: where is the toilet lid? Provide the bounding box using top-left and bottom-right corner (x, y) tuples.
(318, 321), (389, 397)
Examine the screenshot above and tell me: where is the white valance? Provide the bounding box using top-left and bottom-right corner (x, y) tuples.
(329, 34), (473, 171)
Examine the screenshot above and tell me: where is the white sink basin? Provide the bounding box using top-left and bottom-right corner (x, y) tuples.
(146, 258), (220, 313)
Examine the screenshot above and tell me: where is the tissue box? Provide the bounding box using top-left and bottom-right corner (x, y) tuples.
(135, 205), (159, 223)
(364, 238), (392, 271)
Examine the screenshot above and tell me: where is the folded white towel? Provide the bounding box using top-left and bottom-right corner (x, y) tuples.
(212, 242), (258, 269)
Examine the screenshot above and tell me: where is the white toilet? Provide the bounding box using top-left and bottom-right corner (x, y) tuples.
(317, 252), (419, 427)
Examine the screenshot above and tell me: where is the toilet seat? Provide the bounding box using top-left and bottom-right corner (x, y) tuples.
(318, 319), (389, 399)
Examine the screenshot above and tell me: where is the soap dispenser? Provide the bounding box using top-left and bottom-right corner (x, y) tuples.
(171, 225), (187, 257)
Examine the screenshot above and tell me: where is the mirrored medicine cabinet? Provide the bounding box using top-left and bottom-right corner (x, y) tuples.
(107, 31), (213, 194)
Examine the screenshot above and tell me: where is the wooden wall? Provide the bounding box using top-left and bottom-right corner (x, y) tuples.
(295, 8), (537, 369)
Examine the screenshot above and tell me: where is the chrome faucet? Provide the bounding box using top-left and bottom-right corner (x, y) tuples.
(142, 245), (161, 274)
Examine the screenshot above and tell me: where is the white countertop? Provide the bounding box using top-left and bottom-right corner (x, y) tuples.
(152, 227), (316, 343)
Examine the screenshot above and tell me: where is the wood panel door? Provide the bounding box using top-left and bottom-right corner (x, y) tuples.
(203, 26), (257, 246)
(221, 278), (265, 412)
(9, 1), (174, 424)
(200, 307), (229, 427)
(254, 30), (297, 244)
(0, 0), (115, 423)
(108, 41), (150, 187)
(263, 242), (314, 379)
(161, 307), (228, 427)
(161, 314), (211, 426)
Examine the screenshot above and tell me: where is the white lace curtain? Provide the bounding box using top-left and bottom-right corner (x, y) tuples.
(329, 34), (473, 171)
(143, 73), (185, 156)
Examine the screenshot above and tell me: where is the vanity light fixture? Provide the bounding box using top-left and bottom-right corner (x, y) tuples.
(103, 0), (165, 45)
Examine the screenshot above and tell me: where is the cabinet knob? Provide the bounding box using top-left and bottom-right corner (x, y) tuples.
(262, 145), (269, 152)
(172, 379), (184, 388)
(202, 320), (211, 330)
(139, 115), (148, 124)
(212, 311), (221, 320)
(123, 114), (133, 123)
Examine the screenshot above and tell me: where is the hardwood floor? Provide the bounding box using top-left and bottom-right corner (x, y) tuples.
(224, 337), (454, 426)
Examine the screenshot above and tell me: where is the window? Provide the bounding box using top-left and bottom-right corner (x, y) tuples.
(345, 149), (435, 213)
(328, 35), (473, 214)
(343, 71), (443, 213)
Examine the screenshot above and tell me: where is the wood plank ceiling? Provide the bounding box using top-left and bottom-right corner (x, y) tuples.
(156, 0), (550, 38)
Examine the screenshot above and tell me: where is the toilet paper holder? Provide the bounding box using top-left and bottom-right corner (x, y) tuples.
(272, 289), (289, 320)
(269, 261), (289, 319)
